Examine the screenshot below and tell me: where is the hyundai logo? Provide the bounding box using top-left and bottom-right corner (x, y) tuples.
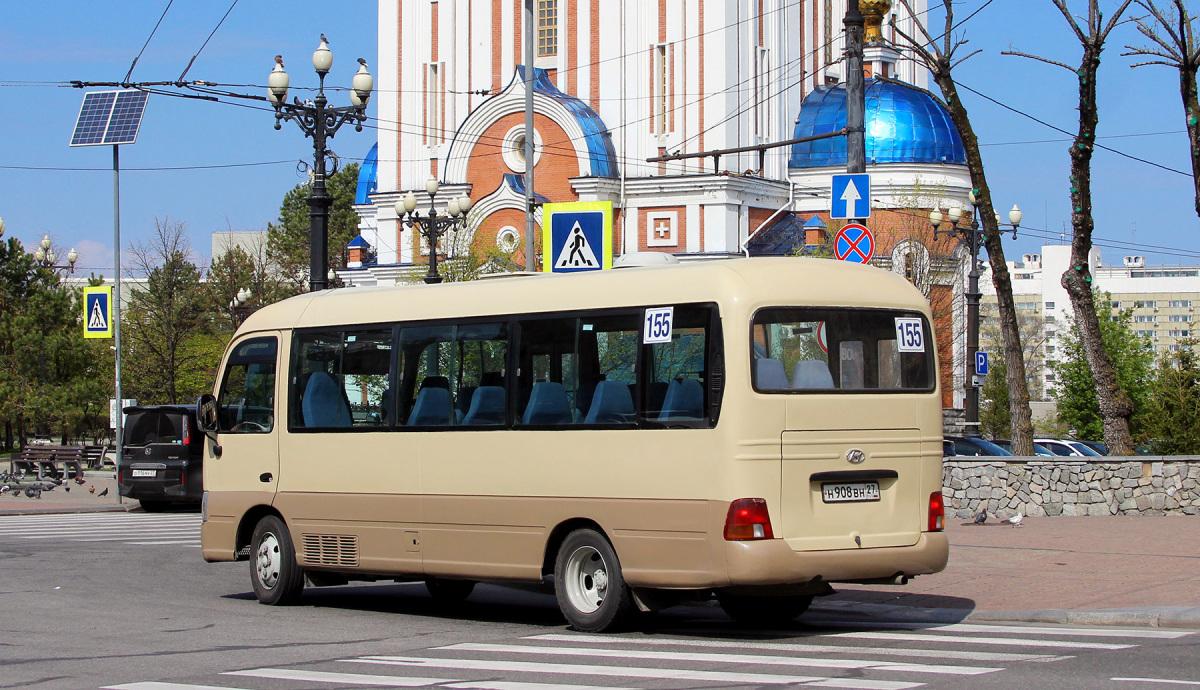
(846, 449), (866, 464)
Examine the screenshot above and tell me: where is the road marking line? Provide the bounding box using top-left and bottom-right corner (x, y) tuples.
(814, 621), (1193, 639)
(15, 527), (198, 536)
(525, 633), (1059, 663)
(103, 683), (250, 690)
(1111, 679), (1200, 686)
(444, 682), (637, 690)
(225, 668), (455, 686)
(127, 540), (202, 545)
(345, 656), (923, 689)
(833, 631), (1133, 650)
(440, 642), (999, 676)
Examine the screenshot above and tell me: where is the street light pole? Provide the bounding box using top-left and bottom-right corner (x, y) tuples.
(931, 198), (1022, 436)
(33, 234), (79, 275)
(268, 38), (373, 292)
(396, 179), (473, 284)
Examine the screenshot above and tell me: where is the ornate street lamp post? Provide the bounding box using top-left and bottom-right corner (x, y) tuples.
(395, 178), (473, 285)
(930, 195), (1022, 436)
(33, 234), (79, 275)
(268, 37), (373, 292)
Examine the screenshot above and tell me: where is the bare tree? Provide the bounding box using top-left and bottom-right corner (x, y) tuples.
(890, 0), (1036, 455)
(1124, 0), (1200, 218)
(1004, 0), (1137, 454)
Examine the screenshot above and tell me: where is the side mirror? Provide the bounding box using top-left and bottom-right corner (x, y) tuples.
(196, 394), (219, 433)
(196, 394), (222, 458)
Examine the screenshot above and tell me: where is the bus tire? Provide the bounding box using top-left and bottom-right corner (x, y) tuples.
(554, 528), (635, 633)
(250, 515), (305, 605)
(425, 578), (476, 603)
(717, 592), (812, 625)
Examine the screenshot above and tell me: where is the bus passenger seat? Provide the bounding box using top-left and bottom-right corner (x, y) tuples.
(302, 372), (353, 427)
(658, 378), (704, 421)
(521, 382), (572, 424)
(755, 358), (790, 390)
(792, 360), (835, 389)
(584, 380), (635, 424)
(462, 386), (506, 425)
(408, 386), (453, 425)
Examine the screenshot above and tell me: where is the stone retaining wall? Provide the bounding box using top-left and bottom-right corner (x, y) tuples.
(942, 457), (1200, 518)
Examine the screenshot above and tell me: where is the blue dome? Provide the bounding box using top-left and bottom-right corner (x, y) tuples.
(789, 80), (966, 168)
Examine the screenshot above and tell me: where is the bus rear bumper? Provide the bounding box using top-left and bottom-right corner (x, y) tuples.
(723, 531), (949, 587)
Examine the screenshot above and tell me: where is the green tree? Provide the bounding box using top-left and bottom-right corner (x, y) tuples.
(979, 356), (1009, 439)
(123, 218), (211, 405)
(267, 163), (361, 291)
(1050, 293), (1154, 442)
(0, 237), (107, 448)
(207, 235), (299, 331)
(1145, 339), (1200, 453)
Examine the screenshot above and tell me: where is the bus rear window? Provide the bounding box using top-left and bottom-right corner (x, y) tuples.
(751, 308), (933, 393)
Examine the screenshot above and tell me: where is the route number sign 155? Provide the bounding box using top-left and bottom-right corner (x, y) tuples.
(644, 307), (674, 344)
(894, 317), (925, 353)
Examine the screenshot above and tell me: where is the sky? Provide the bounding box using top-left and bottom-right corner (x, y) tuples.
(1, 0), (1198, 278)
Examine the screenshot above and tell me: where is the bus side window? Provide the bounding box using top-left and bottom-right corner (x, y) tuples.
(644, 305), (711, 424)
(399, 326), (457, 426)
(218, 337), (277, 433)
(290, 329), (393, 430)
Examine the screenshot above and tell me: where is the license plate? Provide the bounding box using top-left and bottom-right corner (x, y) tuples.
(131, 469), (157, 478)
(822, 481), (880, 503)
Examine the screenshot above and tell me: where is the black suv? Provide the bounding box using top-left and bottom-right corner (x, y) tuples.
(118, 405), (204, 511)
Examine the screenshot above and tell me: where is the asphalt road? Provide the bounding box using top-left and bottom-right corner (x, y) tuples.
(1, 512), (1198, 690)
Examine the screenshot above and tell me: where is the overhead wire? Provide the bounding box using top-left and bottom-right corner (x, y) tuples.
(123, 0), (175, 84)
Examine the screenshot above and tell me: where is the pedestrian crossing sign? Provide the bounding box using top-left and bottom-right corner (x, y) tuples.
(83, 285), (114, 339)
(542, 201), (613, 273)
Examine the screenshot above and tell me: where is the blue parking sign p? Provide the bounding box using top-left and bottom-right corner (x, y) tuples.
(975, 351), (989, 377)
(83, 285), (114, 339)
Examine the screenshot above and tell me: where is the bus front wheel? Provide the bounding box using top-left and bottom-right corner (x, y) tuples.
(554, 528), (635, 632)
(250, 515), (305, 605)
(717, 592), (812, 625)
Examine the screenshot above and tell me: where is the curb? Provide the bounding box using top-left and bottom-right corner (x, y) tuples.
(809, 600), (1200, 629)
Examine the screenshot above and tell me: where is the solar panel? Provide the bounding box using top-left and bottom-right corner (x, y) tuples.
(70, 90), (149, 147)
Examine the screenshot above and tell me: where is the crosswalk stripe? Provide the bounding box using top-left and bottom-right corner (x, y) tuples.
(814, 621), (1194, 639)
(345, 656), (923, 689)
(225, 668), (459, 686)
(832, 631), (1133, 650)
(127, 540), (201, 546)
(1, 520), (198, 531)
(439, 642), (1000, 676)
(19, 527), (198, 537)
(444, 682), (638, 690)
(525, 633), (1061, 663)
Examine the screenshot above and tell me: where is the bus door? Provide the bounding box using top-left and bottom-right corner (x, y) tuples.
(204, 334), (281, 516)
(752, 309), (934, 552)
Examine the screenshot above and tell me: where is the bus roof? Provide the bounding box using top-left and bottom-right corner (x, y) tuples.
(238, 257), (933, 333)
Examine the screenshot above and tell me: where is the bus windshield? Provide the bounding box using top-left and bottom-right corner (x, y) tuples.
(752, 307), (934, 392)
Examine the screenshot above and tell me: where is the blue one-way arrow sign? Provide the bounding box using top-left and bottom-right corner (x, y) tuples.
(831, 173), (871, 219)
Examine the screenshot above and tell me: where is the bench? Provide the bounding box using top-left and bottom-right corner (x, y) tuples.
(82, 445), (111, 469)
(10, 446), (85, 480)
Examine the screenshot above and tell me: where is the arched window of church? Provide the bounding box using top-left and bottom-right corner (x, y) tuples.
(538, 0), (558, 57)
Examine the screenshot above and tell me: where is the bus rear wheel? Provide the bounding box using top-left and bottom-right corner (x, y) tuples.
(250, 515), (305, 605)
(554, 528), (635, 633)
(717, 592), (812, 626)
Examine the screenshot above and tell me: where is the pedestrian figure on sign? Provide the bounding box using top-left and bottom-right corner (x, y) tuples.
(567, 228), (593, 267)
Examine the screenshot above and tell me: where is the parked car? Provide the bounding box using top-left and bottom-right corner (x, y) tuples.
(118, 405), (203, 511)
(1060, 440), (1102, 456)
(992, 440), (1056, 456)
(1034, 438), (1094, 457)
(1077, 440), (1108, 455)
(945, 436), (1013, 456)
(943, 439), (956, 457)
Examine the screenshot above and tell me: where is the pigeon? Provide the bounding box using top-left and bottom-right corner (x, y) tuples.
(88, 485), (96, 494)
(1008, 512), (1024, 528)
(357, 57), (367, 67)
(97, 487), (109, 497)
(320, 33), (329, 45)
(64, 485), (69, 493)
(74, 477), (86, 485)
(973, 510), (988, 525)
(275, 54), (284, 67)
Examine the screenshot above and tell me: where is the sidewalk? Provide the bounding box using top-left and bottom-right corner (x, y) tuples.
(814, 514), (1200, 627)
(0, 468), (131, 514)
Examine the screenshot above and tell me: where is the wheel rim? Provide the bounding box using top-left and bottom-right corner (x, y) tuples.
(255, 531), (281, 590)
(563, 545), (608, 614)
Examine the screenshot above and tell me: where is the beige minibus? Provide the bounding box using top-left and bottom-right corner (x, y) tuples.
(196, 257), (947, 632)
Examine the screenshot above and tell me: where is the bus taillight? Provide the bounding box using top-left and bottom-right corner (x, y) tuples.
(928, 491), (945, 532)
(724, 498), (774, 540)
